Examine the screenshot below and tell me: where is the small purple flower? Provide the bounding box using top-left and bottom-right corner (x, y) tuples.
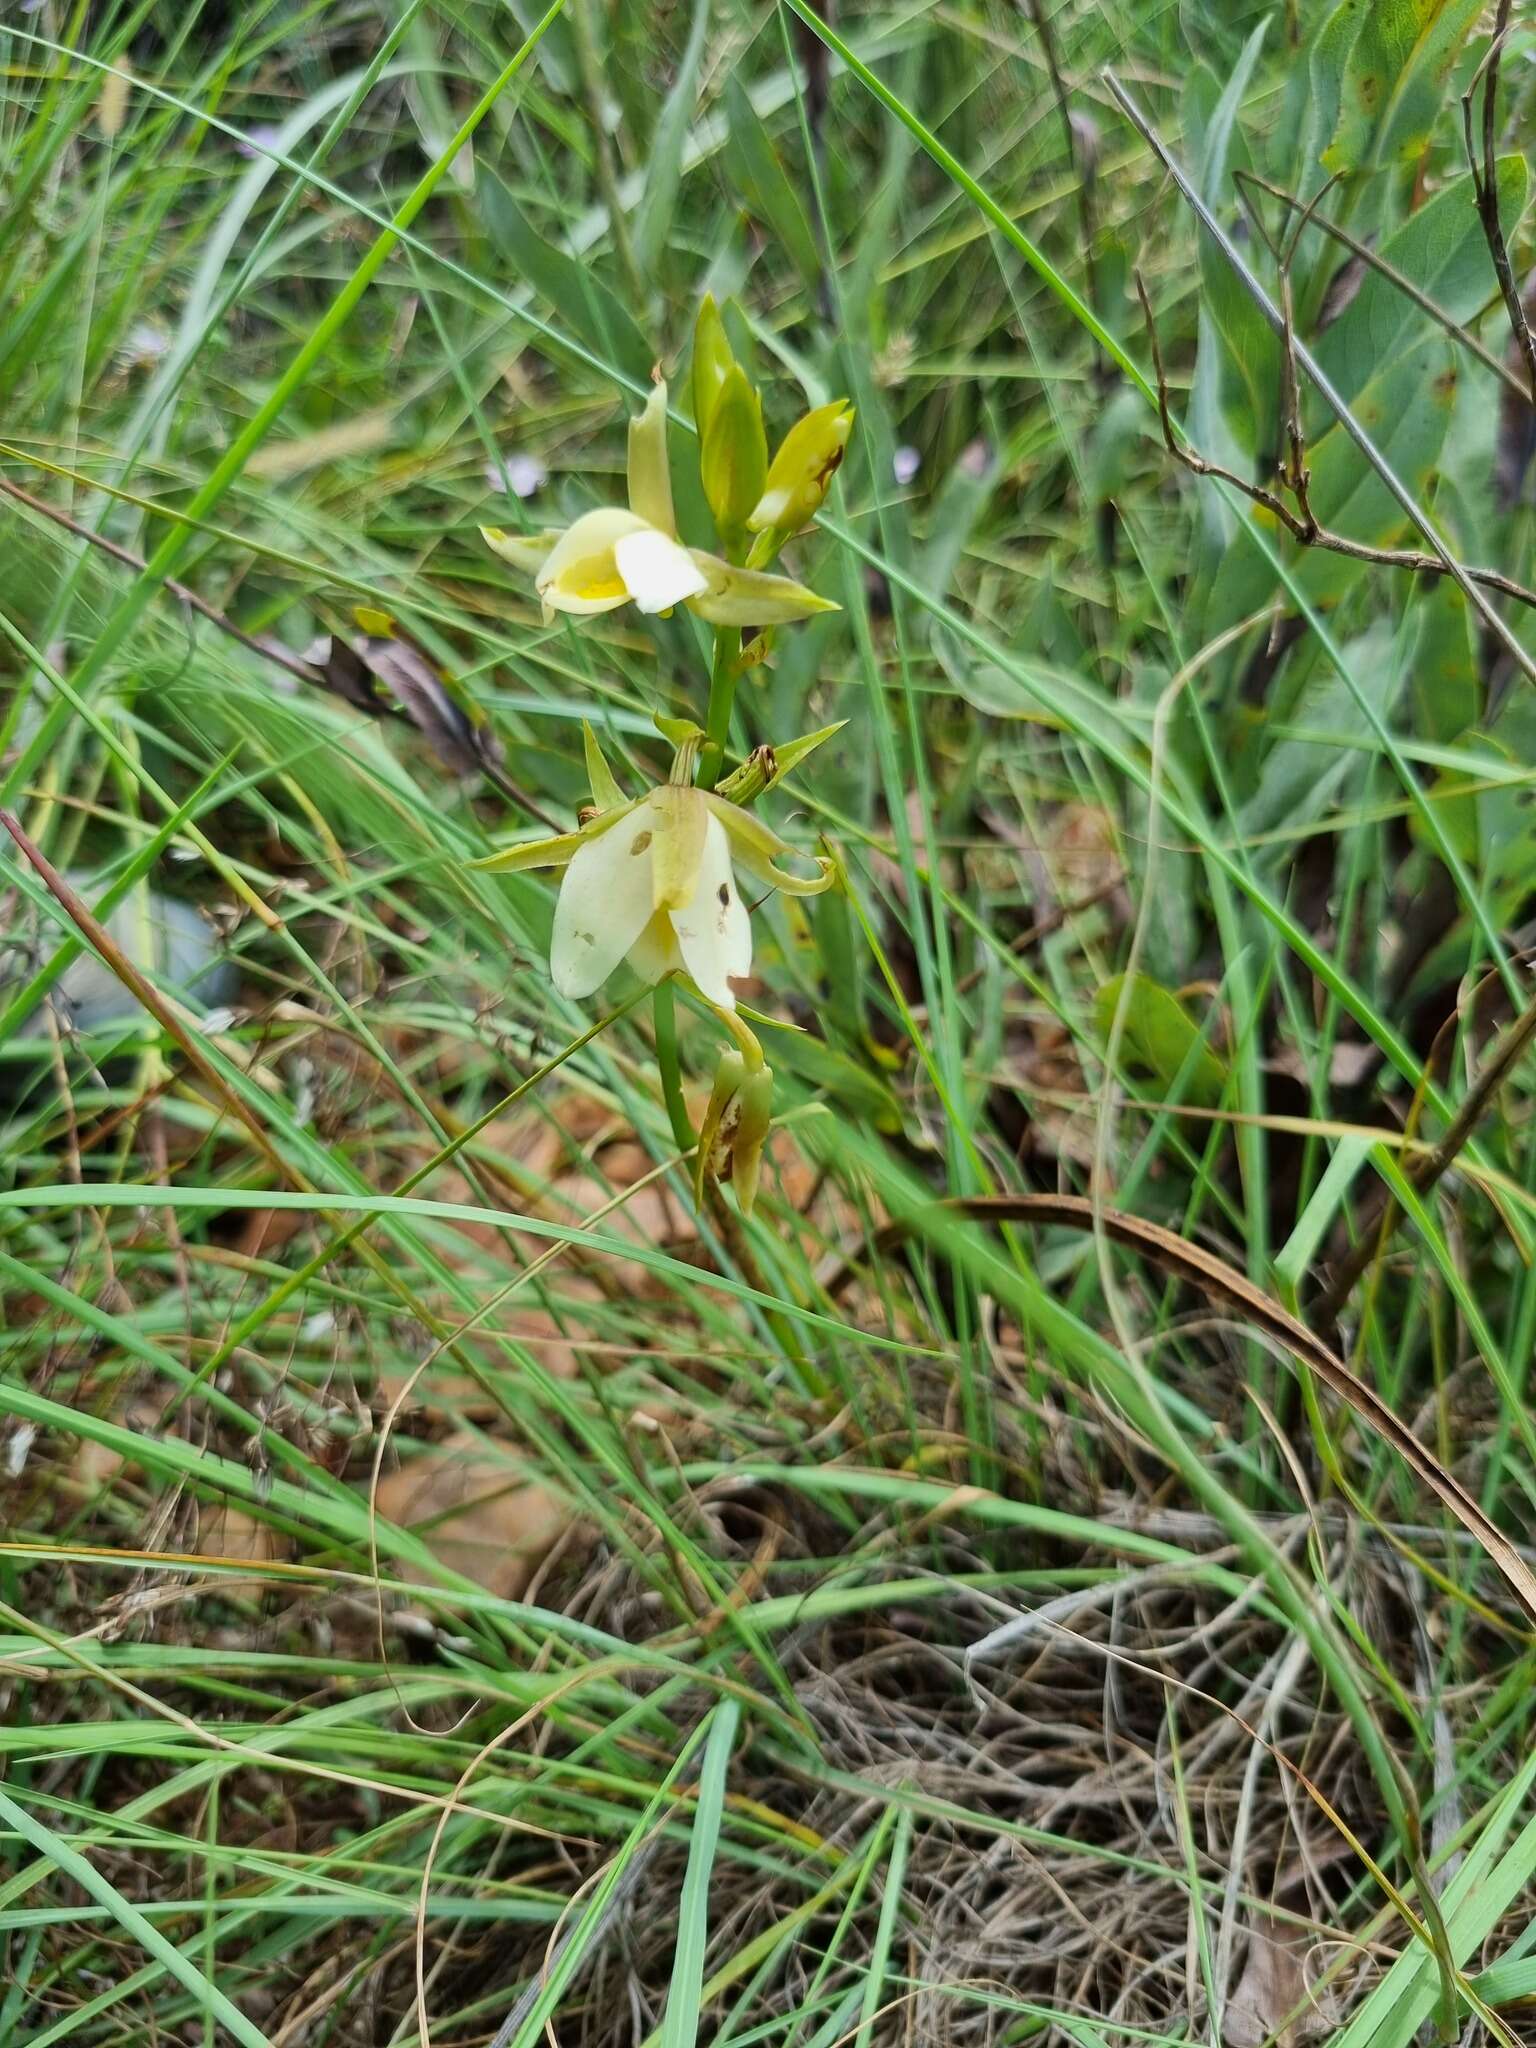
(892, 445), (921, 486)
(485, 452), (547, 500)
(235, 123), (282, 160)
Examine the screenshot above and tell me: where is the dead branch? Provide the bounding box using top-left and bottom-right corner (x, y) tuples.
(1133, 274), (1536, 612)
(1463, 0), (1536, 407)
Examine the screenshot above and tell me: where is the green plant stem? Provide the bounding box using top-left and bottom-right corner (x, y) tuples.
(698, 627), (737, 789)
(653, 979), (696, 1154)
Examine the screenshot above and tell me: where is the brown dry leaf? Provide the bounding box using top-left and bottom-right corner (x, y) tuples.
(1224, 1927), (1334, 2048)
(373, 1432), (573, 1598)
(71, 1395), (169, 1491)
(546, 1140), (695, 1298)
(1045, 801), (1123, 901)
(197, 1505), (290, 1566)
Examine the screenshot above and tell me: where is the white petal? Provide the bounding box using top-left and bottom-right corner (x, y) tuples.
(613, 528), (708, 614)
(667, 809), (751, 1009)
(550, 809), (660, 999)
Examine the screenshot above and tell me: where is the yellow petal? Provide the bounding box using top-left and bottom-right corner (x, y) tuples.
(537, 507), (648, 615)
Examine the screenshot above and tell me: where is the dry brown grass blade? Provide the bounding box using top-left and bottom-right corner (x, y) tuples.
(842, 1193), (1536, 1626)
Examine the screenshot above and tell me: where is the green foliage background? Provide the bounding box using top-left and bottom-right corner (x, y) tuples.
(1, 0), (1535, 2042)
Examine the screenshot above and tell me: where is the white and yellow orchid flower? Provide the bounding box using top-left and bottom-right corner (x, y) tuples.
(481, 381), (837, 629)
(470, 753), (836, 1012)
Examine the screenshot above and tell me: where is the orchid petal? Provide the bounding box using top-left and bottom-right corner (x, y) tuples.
(614, 528), (709, 614)
(625, 908), (684, 987)
(537, 507), (648, 615)
(626, 381), (676, 535)
(685, 552), (839, 626)
(706, 793), (838, 896)
(481, 525), (562, 573)
(668, 808), (752, 1009)
(648, 786), (709, 911)
(550, 804), (661, 998)
(469, 800), (638, 875)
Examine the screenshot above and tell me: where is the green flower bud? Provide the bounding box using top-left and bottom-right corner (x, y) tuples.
(713, 745), (777, 808)
(692, 294), (737, 439)
(748, 400), (855, 535)
(731, 1062), (774, 1218)
(700, 361), (768, 540)
(694, 1047), (747, 1207)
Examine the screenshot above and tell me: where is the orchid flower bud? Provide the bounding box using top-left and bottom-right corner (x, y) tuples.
(694, 1047), (747, 1206)
(700, 361), (768, 541)
(748, 400), (855, 535)
(730, 1062), (774, 1217)
(692, 294), (737, 439)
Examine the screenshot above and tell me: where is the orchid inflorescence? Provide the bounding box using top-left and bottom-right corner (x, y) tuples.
(474, 297), (853, 1215)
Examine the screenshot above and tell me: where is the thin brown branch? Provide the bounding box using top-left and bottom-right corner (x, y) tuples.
(1106, 68), (1536, 691)
(1235, 168), (1529, 403)
(1463, 0), (1536, 405)
(1133, 274), (1536, 610)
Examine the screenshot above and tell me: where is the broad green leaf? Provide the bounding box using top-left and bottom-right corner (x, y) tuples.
(1317, 0), (1484, 174)
(1205, 332), (1458, 630)
(478, 170), (652, 386)
(955, 663), (1073, 726)
(1316, 159), (1530, 409)
(1410, 575), (1481, 743)
(1295, 332), (1459, 599)
(1095, 973), (1227, 1107)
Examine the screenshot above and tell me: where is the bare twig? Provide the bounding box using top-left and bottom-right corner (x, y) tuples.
(1106, 69), (1536, 690)
(1234, 169), (1529, 403)
(1133, 275), (1536, 610)
(1462, 0), (1536, 406)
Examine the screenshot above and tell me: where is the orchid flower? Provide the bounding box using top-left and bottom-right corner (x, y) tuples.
(470, 730), (836, 1012)
(482, 382), (836, 629)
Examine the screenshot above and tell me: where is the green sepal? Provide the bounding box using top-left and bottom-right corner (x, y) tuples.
(582, 721), (626, 813)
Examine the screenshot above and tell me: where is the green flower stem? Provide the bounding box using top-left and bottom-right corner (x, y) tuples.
(653, 979), (696, 1154)
(697, 625), (737, 790)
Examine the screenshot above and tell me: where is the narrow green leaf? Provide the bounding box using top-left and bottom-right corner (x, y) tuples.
(637, 0), (709, 274)
(0, 1784), (274, 2048)
(478, 168), (652, 385)
(722, 75), (822, 293)
(659, 1701), (740, 2048)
